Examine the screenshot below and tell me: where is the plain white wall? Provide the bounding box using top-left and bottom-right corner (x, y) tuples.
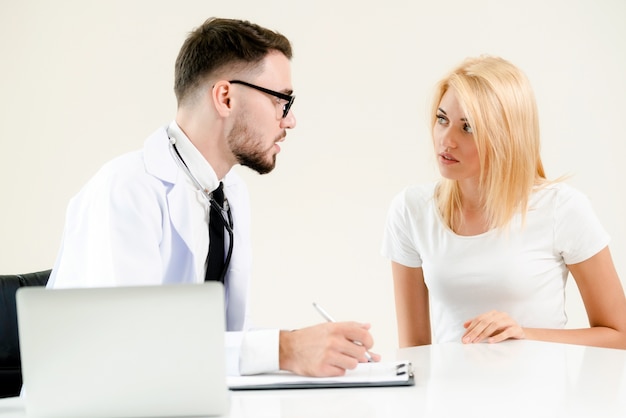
(1, 0), (625, 357)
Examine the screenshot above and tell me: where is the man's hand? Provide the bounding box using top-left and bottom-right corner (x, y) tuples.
(279, 322), (381, 377)
(462, 310), (525, 344)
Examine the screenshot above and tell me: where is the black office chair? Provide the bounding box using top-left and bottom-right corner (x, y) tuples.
(0, 269), (51, 398)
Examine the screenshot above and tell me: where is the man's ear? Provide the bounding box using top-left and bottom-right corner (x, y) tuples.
(211, 80), (233, 117)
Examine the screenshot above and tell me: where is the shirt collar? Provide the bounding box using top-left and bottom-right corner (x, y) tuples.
(167, 120), (221, 194)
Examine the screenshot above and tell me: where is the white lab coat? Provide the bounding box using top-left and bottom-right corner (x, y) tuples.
(48, 126), (252, 332)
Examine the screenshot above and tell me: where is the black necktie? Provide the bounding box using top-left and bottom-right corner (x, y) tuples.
(206, 182), (225, 282)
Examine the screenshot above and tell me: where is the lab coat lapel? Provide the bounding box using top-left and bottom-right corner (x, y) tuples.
(144, 127), (202, 272)
(167, 182), (196, 254)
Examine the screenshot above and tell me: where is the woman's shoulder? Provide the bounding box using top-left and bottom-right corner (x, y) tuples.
(397, 182), (437, 203)
(532, 181), (589, 207)
(388, 182), (438, 216)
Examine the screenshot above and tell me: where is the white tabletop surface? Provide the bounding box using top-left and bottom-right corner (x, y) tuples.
(1, 340), (625, 417)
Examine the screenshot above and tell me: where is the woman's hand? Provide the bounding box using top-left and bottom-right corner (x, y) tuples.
(462, 310), (525, 344)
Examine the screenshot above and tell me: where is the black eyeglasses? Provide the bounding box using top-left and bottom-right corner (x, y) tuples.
(229, 80), (295, 118)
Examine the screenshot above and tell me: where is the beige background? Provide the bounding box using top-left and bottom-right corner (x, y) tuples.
(1, 0), (625, 357)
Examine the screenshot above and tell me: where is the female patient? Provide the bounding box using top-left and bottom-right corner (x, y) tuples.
(382, 55), (626, 349)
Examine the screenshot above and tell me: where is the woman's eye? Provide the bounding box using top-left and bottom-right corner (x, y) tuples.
(463, 124), (473, 133)
(436, 115), (447, 124)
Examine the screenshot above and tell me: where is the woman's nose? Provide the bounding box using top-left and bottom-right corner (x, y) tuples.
(438, 128), (456, 149)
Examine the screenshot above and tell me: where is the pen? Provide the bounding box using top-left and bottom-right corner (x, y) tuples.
(312, 302), (374, 362)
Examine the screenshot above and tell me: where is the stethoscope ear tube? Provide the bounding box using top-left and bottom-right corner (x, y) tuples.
(168, 141), (234, 233)
(168, 139), (235, 283)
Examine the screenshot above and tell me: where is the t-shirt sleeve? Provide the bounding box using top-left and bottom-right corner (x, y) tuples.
(381, 188), (423, 268)
(554, 185), (610, 265)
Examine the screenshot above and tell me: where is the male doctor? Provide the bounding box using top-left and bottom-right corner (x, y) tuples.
(48, 17), (379, 376)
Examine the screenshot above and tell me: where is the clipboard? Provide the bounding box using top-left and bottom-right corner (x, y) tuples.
(227, 360), (414, 390)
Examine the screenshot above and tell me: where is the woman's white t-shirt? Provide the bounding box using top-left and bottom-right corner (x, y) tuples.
(381, 182), (609, 343)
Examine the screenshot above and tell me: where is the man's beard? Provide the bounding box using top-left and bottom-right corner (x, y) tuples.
(228, 114), (278, 175)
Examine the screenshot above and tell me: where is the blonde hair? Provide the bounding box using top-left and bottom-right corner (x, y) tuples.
(431, 55), (549, 231)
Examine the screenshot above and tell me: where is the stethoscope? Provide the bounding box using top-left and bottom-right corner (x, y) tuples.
(168, 135), (234, 283)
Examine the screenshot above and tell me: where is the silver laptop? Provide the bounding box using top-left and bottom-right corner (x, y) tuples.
(16, 282), (229, 418)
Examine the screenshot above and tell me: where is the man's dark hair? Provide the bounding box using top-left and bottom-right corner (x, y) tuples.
(174, 17), (292, 105)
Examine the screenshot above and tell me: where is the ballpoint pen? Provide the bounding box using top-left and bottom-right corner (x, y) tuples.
(312, 302), (374, 362)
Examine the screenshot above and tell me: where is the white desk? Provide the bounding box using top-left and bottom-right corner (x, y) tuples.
(1, 340), (625, 417)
